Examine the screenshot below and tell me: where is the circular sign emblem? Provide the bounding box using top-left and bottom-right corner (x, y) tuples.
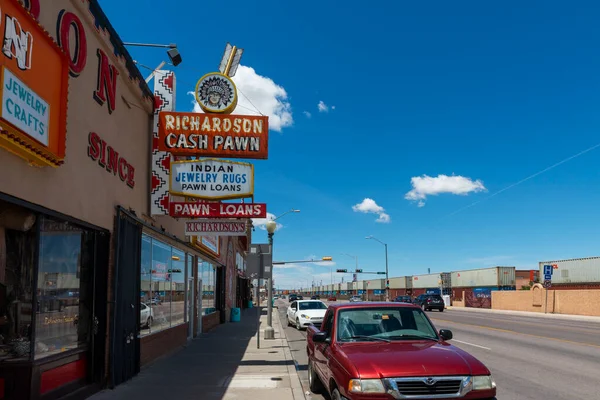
(194, 72), (238, 114)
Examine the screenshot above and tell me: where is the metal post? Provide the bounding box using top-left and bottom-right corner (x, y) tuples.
(384, 243), (390, 301)
(544, 288), (548, 314)
(256, 278), (260, 348)
(265, 233), (275, 340)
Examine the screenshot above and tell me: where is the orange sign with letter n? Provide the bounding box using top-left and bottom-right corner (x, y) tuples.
(0, 0), (69, 167)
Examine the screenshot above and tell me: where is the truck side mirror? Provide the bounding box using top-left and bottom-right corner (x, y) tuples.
(439, 329), (453, 341)
(313, 332), (328, 343)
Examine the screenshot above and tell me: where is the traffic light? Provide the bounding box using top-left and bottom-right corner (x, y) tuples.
(322, 256), (333, 261)
(377, 272), (386, 275)
(336, 269), (347, 273)
(355, 269), (363, 273)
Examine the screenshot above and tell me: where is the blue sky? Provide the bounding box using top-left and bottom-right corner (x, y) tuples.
(104, 1), (600, 289)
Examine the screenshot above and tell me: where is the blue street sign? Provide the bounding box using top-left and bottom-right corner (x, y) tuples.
(544, 273), (552, 281)
(543, 265), (553, 275)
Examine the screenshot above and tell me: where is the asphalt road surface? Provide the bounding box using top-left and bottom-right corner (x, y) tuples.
(276, 299), (600, 400)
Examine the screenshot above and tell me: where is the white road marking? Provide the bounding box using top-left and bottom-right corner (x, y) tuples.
(452, 339), (491, 350)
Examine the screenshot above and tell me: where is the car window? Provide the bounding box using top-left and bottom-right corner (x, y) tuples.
(141, 303), (147, 310)
(413, 309), (435, 332)
(299, 301), (327, 310)
(290, 301), (297, 309)
(336, 307), (438, 341)
(320, 311), (333, 335)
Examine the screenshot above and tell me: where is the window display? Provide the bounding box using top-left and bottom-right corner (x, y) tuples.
(0, 202), (36, 362)
(140, 234), (189, 336)
(34, 217), (94, 359)
(199, 260), (216, 315)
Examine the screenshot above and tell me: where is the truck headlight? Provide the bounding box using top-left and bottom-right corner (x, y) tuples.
(472, 375), (496, 390)
(348, 379), (385, 394)
(300, 314), (309, 319)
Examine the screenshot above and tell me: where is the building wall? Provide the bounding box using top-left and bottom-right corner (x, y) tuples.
(0, 0), (153, 232)
(492, 285), (600, 316)
(140, 324), (188, 366)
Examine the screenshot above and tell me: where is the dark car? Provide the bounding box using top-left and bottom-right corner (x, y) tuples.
(311, 295), (320, 300)
(393, 295), (413, 303)
(414, 294), (445, 312)
(289, 294), (299, 302)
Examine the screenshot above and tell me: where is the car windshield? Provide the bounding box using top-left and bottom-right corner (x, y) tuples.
(336, 307), (438, 342)
(299, 301), (327, 310)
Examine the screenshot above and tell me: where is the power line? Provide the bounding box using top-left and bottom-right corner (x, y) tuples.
(442, 141), (600, 219)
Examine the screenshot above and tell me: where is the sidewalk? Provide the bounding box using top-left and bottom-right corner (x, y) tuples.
(447, 305), (600, 323)
(89, 305), (306, 400)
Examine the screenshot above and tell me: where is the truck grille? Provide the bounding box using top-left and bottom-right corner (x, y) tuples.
(397, 379), (461, 395)
(383, 376), (470, 399)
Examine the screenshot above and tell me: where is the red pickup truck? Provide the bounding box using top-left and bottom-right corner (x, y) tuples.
(306, 302), (496, 400)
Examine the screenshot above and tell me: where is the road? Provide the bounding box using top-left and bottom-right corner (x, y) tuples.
(276, 299), (600, 400)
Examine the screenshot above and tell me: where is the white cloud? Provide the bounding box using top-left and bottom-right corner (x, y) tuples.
(317, 101), (329, 113)
(352, 198), (391, 224)
(188, 65), (293, 132)
(251, 212), (282, 231)
(405, 174), (486, 207)
(303, 111), (312, 118)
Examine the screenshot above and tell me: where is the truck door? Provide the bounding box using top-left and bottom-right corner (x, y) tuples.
(314, 310), (334, 378)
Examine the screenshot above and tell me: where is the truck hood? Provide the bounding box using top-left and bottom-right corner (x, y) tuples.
(338, 341), (490, 379)
(297, 309), (327, 319)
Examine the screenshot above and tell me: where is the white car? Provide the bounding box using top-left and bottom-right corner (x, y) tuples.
(287, 300), (328, 330)
(140, 302), (154, 328)
(349, 295), (362, 302)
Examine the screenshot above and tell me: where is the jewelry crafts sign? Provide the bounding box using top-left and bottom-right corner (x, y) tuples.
(169, 159), (253, 200)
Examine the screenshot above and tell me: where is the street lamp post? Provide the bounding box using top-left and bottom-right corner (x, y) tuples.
(366, 236), (389, 301)
(264, 209), (300, 340)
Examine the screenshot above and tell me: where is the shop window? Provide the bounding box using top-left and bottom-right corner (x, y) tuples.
(0, 202), (36, 361)
(140, 234), (188, 337)
(169, 249), (185, 327)
(35, 217), (95, 359)
(198, 260), (216, 315)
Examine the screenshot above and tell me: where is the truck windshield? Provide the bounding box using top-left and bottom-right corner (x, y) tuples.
(337, 307), (438, 342)
(299, 301), (327, 310)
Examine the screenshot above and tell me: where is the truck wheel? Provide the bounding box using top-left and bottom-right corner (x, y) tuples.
(331, 388), (342, 400)
(308, 360), (324, 393)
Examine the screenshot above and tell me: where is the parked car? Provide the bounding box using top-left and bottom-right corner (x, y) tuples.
(287, 300), (328, 330)
(311, 295), (320, 300)
(140, 302), (154, 328)
(327, 296), (337, 301)
(414, 294), (445, 312)
(306, 302), (496, 399)
(348, 295), (362, 302)
(393, 295), (413, 303)
(150, 298), (162, 306)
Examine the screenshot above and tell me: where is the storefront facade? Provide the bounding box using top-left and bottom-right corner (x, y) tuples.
(0, 1), (248, 399)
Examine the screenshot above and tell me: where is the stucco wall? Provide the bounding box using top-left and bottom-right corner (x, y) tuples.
(0, 0), (153, 231)
(492, 285), (600, 316)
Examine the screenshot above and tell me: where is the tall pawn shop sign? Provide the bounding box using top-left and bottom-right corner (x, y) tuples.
(158, 43), (269, 160)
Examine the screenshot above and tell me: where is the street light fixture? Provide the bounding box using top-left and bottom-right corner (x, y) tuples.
(366, 236), (389, 301)
(264, 209), (300, 340)
(123, 42), (182, 83)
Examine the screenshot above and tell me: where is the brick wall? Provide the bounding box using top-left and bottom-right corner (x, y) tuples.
(202, 312), (220, 333)
(140, 324), (188, 367)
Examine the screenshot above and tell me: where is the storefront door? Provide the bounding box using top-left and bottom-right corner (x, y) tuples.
(110, 211), (142, 387)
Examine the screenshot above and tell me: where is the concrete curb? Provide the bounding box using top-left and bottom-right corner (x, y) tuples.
(273, 307), (308, 400)
(447, 306), (600, 323)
